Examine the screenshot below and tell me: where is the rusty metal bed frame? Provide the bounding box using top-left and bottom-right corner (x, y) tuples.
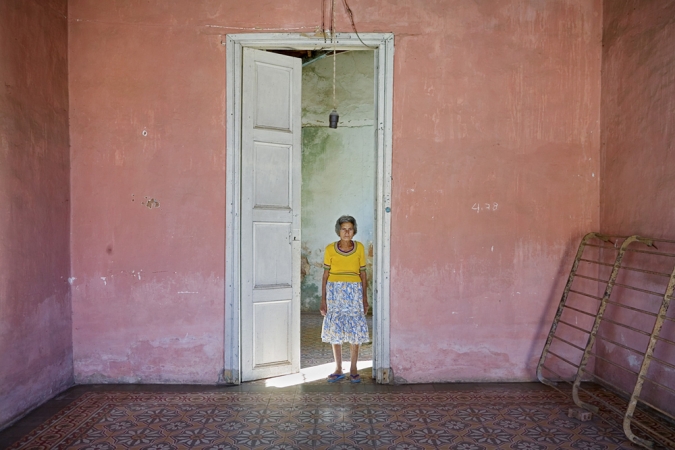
(537, 232), (675, 449)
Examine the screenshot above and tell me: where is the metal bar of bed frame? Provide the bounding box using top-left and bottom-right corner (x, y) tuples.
(538, 233), (675, 449)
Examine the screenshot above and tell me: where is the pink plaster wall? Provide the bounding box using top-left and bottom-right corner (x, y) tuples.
(388, 1), (601, 382)
(69, 0), (227, 383)
(600, 1), (675, 238)
(0, 0), (72, 428)
(69, 0), (602, 383)
(599, 0), (675, 414)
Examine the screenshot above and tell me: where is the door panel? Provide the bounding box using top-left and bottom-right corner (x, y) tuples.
(253, 223), (292, 287)
(254, 301), (291, 366)
(254, 63), (293, 130)
(241, 48), (301, 381)
(254, 143), (291, 208)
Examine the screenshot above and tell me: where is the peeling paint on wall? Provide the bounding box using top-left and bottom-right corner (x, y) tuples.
(143, 197), (160, 209)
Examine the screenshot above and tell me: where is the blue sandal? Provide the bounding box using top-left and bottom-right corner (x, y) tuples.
(350, 374), (361, 383)
(327, 373), (346, 383)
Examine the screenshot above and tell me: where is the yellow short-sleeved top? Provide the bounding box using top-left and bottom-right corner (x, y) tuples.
(323, 241), (367, 282)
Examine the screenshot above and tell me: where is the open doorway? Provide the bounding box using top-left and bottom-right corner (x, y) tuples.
(224, 33), (393, 385)
(295, 49), (376, 377)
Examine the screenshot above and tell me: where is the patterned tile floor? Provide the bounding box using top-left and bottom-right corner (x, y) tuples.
(301, 313), (373, 370)
(3, 385), (657, 450)
(1, 314), (672, 449)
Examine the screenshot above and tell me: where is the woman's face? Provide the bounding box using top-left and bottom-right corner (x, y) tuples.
(339, 222), (355, 242)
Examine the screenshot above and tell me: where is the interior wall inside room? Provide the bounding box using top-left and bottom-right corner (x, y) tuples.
(68, 0), (601, 384)
(600, 1), (675, 239)
(0, 0), (72, 429)
(301, 51), (375, 312)
(598, 0), (675, 415)
(68, 2), (227, 384)
(387, 0), (601, 383)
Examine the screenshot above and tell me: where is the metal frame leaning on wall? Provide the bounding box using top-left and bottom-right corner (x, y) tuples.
(538, 232), (675, 449)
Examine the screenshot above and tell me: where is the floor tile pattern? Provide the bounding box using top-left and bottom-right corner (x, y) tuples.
(301, 313), (373, 368)
(4, 314), (672, 449)
(6, 386), (653, 449)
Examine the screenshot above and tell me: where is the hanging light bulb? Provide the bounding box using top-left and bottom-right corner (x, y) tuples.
(329, 109), (339, 128)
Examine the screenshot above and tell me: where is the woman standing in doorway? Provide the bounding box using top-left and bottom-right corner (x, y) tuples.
(320, 215), (370, 383)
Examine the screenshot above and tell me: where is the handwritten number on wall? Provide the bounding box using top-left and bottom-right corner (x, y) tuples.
(472, 203), (498, 213)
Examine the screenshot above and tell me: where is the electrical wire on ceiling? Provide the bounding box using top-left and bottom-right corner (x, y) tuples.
(342, 0), (377, 49)
(321, 0), (377, 49)
(331, 0), (336, 42)
(321, 0), (327, 42)
(324, 0), (377, 128)
(329, 0), (339, 128)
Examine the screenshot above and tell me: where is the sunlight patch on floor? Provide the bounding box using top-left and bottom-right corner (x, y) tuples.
(265, 360), (373, 388)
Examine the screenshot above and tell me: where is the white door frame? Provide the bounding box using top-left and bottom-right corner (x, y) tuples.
(224, 32), (394, 385)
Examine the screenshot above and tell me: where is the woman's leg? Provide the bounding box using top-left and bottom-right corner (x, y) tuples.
(349, 344), (360, 375)
(332, 344), (343, 374)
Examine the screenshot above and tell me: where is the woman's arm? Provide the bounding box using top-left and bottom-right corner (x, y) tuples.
(360, 270), (369, 315)
(320, 269), (329, 316)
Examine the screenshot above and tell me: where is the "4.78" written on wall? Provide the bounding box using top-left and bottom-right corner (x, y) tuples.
(472, 203), (498, 213)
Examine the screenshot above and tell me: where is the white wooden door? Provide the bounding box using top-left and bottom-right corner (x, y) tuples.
(241, 48), (301, 381)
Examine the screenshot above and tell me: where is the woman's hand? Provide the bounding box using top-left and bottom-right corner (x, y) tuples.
(360, 270), (368, 315)
(320, 269), (329, 316)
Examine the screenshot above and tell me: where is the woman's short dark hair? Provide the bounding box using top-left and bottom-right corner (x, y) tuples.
(335, 215), (358, 236)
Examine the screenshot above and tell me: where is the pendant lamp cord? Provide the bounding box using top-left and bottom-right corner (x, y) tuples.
(331, 0), (337, 111)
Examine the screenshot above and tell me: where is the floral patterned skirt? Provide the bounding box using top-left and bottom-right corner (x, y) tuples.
(321, 281), (370, 345)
